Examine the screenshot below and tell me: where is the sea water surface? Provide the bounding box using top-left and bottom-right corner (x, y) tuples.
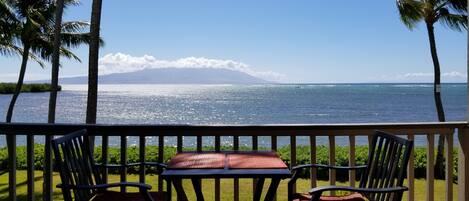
(0, 84), (466, 147)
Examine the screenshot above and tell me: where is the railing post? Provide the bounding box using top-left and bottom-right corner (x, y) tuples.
(426, 134), (435, 201)
(27, 135), (35, 201)
(290, 135), (297, 194)
(7, 134), (16, 201)
(329, 136), (336, 196)
(464, 1), (469, 199)
(215, 135), (221, 201)
(407, 134), (415, 201)
(233, 135), (239, 201)
(120, 136), (127, 193)
(465, 1), (469, 199)
(157, 135), (164, 192)
(458, 127), (469, 201)
(445, 132), (453, 201)
(44, 135), (53, 201)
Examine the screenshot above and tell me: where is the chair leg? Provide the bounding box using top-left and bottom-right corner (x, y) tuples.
(253, 178), (265, 201)
(288, 181), (294, 201)
(141, 189), (155, 201)
(310, 191), (323, 201)
(173, 179), (189, 201)
(264, 178), (281, 201)
(166, 179), (172, 201)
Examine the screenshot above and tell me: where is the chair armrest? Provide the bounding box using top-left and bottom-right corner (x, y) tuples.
(288, 164), (367, 200)
(292, 164), (367, 171)
(310, 185), (408, 194)
(56, 182), (152, 190)
(143, 162), (168, 168)
(308, 185), (408, 201)
(95, 162), (167, 169)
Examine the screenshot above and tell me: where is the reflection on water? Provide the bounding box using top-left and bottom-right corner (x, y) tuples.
(0, 84), (466, 147)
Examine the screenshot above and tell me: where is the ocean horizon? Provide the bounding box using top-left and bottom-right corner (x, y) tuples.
(0, 83), (466, 147)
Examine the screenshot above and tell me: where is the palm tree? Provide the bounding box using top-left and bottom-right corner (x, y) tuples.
(0, 0), (29, 58)
(47, 13), (97, 124)
(43, 1), (99, 199)
(0, 0), (18, 55)
(87, 0), (103, 125)
(86, 0), (103, 154)
(48, 0), (65, 125)
(396, 0), (467, 178)
(0, 0), (89, 200)
(4, 0), (89, 123)
(0, 0), (46, 65)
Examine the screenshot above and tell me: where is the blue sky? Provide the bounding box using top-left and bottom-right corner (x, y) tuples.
(0, 0), (467, 83)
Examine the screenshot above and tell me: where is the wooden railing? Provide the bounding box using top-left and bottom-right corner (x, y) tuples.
(1, 122), (469, 201)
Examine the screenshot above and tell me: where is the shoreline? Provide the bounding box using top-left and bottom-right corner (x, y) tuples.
(0, 83), (62, 94)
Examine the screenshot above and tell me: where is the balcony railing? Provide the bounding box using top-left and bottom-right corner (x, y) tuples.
(1, 122), (469, 201)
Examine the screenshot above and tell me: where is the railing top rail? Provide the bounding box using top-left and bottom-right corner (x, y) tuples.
(0, 121), (465, 136)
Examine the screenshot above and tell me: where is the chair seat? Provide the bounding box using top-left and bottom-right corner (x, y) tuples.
(91, 191), (167, 201)
(292, 192), (366, 201)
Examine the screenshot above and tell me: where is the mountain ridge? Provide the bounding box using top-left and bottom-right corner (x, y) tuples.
(48, 68), (271, 84)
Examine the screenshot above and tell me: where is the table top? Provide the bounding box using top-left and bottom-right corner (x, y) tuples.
(161, 151), (291, 179)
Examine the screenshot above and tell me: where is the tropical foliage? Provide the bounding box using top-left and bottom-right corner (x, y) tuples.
(397, 0), (467, 31)
(0, 145), (458, 181)
(1, 0), (93, 123)
(0, 83), (61, 94)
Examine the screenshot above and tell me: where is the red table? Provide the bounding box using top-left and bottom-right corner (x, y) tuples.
(161, 151), (291, 201)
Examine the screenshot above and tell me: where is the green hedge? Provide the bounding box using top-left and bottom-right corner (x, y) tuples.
(0, 83), (61, 94)
(0, 145), (458, 181)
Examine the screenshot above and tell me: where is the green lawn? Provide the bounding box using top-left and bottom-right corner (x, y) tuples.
(0, 171), (457, 201)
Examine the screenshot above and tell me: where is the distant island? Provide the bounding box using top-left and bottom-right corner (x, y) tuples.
(0, 83), (61, 94)
(55, 68), (271, 84)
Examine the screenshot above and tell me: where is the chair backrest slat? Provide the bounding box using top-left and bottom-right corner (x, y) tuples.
(379, 141), (399, 201)
(359, 130), (414, 201)
(52, 129), (102, 201)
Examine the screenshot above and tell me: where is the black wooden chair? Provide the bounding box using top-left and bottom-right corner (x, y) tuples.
(288, 130), (413, 201)
(52, 129), (170, 201)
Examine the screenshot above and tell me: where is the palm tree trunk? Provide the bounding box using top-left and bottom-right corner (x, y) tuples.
(44, 1), (65, 200)
(426, 23), (446, 179)
(5, 44), (30, 123)
(5, 43), (29, 201)
(48, 0), (64, 124)
(86, 0), (103, 150)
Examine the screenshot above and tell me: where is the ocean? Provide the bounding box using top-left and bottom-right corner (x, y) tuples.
(0, 83), (466, 147)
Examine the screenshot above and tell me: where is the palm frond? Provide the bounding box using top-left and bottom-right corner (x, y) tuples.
(447, 0), (467, 13)
(60, 32), (104, 48)
(26, 15), (43, 31)
(64, 0), (80, 7)
(0, 42), (21, 57)
(3, 0), (98, 69)
(439, 11), (468, 31)
(0, 0), (16, 21)
(30, 34), (83, 63)
(60, 32), (91, 48)
(27, 51), (46, 68)
(61, 21), (89, 32)
(396, 0), (425, 29)
(59, 47), (81, 62)
(0, 42), (47, 68)
(30, 37), (53, 61)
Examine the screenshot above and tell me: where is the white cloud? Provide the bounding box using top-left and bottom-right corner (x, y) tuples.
(375, 71), (467, 82)
(442, 71), (466, 78)
(98, 53), (287, 82)
(398, 71), (466, 79)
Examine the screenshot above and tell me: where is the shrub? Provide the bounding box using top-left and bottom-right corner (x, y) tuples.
(0, 83), (61, 94)
(0, 145), (457, 181)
